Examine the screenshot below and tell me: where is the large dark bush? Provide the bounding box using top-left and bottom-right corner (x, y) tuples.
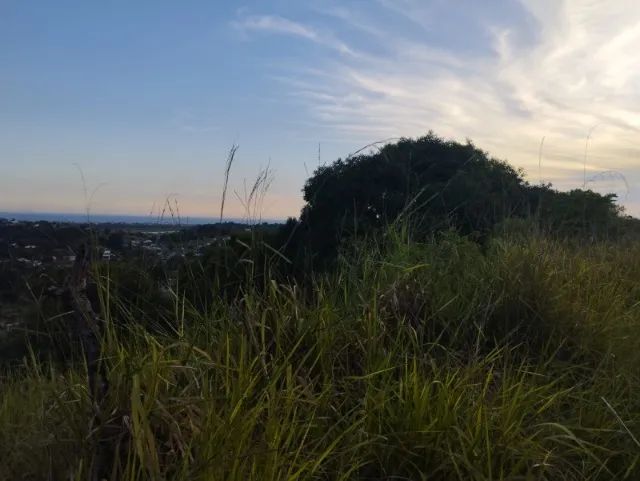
(282, 133), (622, 269)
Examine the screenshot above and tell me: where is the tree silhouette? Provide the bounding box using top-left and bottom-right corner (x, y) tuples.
(282, 133), (623, 269)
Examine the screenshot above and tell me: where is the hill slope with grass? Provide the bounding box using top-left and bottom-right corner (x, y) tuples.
(2, 135), (640, 480)
(2, 229), (640, 480)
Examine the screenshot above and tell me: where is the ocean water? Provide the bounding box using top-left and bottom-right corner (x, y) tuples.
(0, 212), (284, 225)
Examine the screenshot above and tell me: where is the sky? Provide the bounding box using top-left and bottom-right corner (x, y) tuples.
(1, 0), (640, 219)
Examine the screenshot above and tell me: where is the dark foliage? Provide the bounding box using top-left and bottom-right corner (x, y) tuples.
(282, 133), (625, 268)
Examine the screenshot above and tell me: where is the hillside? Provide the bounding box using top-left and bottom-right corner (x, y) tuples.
(1, 229), (639, 480)
(1, 136), (640, 480)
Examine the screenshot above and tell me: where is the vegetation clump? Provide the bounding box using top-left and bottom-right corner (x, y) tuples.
(283, 134), (631, 269)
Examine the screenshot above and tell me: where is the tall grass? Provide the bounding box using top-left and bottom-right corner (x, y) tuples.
(1, 227), (639, 480)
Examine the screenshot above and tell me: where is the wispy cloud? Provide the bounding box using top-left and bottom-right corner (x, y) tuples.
(234, 14), (356, 56)
(236, 15), (317, 40)
(235, 1), (640, 212)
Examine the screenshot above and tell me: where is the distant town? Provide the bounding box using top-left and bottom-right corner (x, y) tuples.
(0, 216), (282, 355)
(0, 215), (280, 265)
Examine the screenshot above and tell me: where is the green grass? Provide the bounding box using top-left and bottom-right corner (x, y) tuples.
(1, 229), (639, 480)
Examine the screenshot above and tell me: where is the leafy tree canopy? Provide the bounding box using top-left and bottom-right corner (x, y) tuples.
(282, 133), (623, 268)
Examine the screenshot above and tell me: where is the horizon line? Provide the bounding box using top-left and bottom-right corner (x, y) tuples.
(0, 211), (288, 225)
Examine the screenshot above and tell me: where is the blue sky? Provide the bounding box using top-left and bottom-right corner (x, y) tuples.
(1, 0), (639, 219)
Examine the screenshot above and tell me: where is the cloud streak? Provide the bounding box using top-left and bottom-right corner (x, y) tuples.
(236, 0), (640, 213)
(235, 14), (356, 56)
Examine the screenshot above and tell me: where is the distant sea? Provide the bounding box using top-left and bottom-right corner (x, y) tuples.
(0, 212), (284, 225)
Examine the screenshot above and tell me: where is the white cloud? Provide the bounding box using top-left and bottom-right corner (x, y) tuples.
(234, 14), (356, 56)
(237, 1), (640, 213)
(237, 15), (317, 40)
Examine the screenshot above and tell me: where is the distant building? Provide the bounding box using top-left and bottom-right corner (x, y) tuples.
(16, 258), (42, 268)
(102, 249), (115, 261)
